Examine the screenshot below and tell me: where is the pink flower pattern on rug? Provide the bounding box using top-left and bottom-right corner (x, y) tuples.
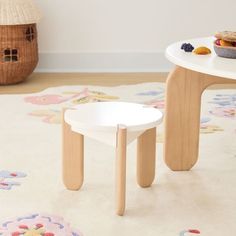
(179, 229), (200, 236)
(24, 88), (90, 105)
(0, 171), (26, 190)
(26, 88), (119, 124)
(24, 88), (119, 106)
(209, 93), (236, 119)
(209, 107), (236, 119)
(29, 109), (62, 124)
(144, 99), (165, 109)
(0, 214), (82, 236)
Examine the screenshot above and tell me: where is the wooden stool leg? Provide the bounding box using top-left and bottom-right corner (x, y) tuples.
(116, 125), (127, 216)
(137, 127), (156, 187)
(62, 112), (84, 190)
(164, 66), (235, 171)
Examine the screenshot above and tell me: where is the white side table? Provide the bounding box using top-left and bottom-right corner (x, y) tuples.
(165, 37), (236, 171)
(62, 102), (163, 215)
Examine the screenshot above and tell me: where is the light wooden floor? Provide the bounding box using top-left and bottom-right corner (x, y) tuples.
(0, 72), (235, 94)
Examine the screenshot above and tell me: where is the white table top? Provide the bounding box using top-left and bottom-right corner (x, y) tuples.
(65, 102), (163, 132)
(166, 37), (236, 80)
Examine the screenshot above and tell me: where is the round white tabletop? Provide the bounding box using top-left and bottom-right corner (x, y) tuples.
(65, 102), (163, 132)
(166, 37), (236, 80)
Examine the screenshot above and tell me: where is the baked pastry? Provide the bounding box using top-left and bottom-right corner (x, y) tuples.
(215, 31), (236, 43)
(214, 31), (236, 58)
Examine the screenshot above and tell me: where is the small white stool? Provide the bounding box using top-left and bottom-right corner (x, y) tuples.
(62, 102), (163, 215)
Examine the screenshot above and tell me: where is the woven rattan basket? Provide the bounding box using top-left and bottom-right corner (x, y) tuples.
(0, 0), (41, 85)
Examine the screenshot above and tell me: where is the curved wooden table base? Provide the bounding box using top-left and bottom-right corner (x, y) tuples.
(164, 66), (236, 171)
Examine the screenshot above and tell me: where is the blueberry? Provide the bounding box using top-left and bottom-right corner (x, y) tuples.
(181, 43), (194, 52)
(181, 43), (187, 49)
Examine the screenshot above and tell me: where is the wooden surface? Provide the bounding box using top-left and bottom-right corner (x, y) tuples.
(164, 66), (236, 171)
(63, 110), (84, 190)
(1, 72), (236, 95)
(0, 72), (166, 94)
(116, 125), (127, 216)
(137, 127), (156, 187)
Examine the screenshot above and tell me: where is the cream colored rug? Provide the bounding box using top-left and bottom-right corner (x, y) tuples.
(0, 82), (235, 236)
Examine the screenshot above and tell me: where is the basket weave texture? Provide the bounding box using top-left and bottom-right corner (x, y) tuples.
(0, 24), (38, 84)
(0, 0), (41, 25)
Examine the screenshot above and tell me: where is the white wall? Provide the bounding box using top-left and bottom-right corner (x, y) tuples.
(35, 0), (236, 72)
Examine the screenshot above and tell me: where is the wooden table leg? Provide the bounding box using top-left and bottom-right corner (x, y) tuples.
(116, 125), (127, 216)
(164, 66), (234, 171)
(62, 111), (84, 190)
(137, 127), (156, 187)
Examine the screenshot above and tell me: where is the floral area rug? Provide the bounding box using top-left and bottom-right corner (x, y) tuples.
(0, 213), (82, 235)
(0, 82), (235, 236)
